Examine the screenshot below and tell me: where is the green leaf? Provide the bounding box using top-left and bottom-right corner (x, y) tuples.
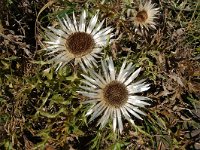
(37, 108), (65, 118)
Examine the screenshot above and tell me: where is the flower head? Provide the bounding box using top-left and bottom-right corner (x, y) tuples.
(78, 58), (151, 133)
(44, 11), (113, 71)
(132, 0), (159, 31)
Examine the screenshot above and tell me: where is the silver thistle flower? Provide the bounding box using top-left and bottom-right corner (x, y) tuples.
(44, 10), (113, 71)
(78, 58), (151, 133)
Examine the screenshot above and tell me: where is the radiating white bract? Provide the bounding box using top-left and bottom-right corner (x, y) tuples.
(78, 58), (151, 133)
(44, 10), (113, 71)
(132, 0), (159, 31)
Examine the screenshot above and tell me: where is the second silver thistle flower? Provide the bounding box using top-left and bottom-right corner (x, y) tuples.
(78, 58), (151, 134)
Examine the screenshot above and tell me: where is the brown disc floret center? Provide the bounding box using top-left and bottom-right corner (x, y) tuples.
(136, 10), (148, 22)
(103, 81), (128, 107)
(66, 32), (95, 57)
